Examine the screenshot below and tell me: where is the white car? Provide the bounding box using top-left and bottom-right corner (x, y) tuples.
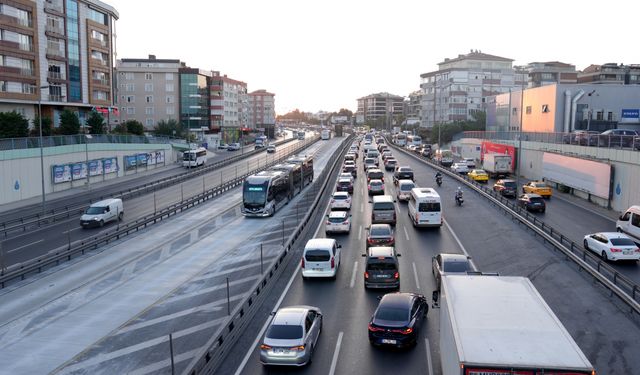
(227, 142), (241, 151)
(583, 232), (640, 261)
(462, 158), (476, 168)
(396, 179), (415, 202)
(330, 191), (352, 210)
(451, 162), (469, 174)
(338, 173), (354, 184)
(301, 238), (341, 279)
(325, 211), (351, 234)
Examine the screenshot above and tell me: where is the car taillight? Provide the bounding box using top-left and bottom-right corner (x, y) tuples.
(402, 328), (413, 334)
(260, 344), (272, 350)
(301, 258), (305, 268)
(394, 272), (399, 279)
(635, 248), (640, 253)
(344, 219), (349, 225)
(415, 213), (419, 222)
(368, 323), (383, 332)
(381, 177), (384, 182)
(331, 199), (335, 203)
(367, 238), (374, 245)
(368, 185), (371, 189)
(364, 271), (369, 279)
(368, 177), (371, 182)
(326, 220), (331, 225)
(390, 236), (394, 243)
(331, 257), (335, 268)
(610, 248), (622, 253)
(289, 345), (305, 351)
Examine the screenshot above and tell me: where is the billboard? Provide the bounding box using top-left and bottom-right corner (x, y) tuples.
(124, 155), (137, 171)
(480, 141), (516, 168)
(103, 157), (118, 174)
(542, 152), (611, 199)
(52, 165), (72, 184)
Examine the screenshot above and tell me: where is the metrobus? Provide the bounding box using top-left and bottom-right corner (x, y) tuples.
(321, 130), (330, 140)
(408, 188), (442, 228)
(182, 147), (207, 168)
(393, 133), (407, 146)
(407, 135), (422, 147)
(297, 131), (305, 140)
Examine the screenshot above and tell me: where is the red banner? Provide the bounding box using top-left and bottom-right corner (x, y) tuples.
(480, 141), (516, 169)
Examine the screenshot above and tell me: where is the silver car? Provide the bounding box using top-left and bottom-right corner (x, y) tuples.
(260, 305), (323, 366)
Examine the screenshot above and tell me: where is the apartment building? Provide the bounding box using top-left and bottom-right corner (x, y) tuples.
(0, 0), (118, 127)
(356, 92), (404, 127)
(419, 50), (527, 128)
(210, 73), (247, 130)
(405, 90), (422, 125)
(115, 55), (186, 129)
(179, 67), (211, 133)
(248, 89), (275, 128)
(526, 61), (577, 87)
(578, 63), (640, 85)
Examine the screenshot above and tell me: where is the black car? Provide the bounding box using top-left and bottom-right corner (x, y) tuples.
(368, 293), (428, 348)
(393, 166), (414, 185)
(493, 179), (517, 198)
(363, 246), (401, 289)
(517, 193), (546, 213)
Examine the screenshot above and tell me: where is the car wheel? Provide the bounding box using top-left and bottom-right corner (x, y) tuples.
(601, 251), (608, 261)
(583, 239), (589, 250)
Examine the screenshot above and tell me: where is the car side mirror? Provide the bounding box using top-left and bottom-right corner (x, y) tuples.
(432, 291), (440, 307)
(368, 200), (373, 203)
(366, 226), (370, 230)
(337, 244), (342, 249)
(361, 254), (367, 257)
(396, 253), (401, 257)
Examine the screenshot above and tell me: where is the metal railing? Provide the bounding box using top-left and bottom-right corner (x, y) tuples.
(0, 138), (297, 239)
(456, 131), (640, 151)
(183, 135), (354, 375)
(0, 134), (175, 151)
(388, 140), (640, 316)
(0, 137), (320, 287)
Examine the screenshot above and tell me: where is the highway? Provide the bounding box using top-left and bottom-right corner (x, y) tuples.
(222, 139), (640, 375)
(0, 136), (308, 267)
(0, 136), (343, 374)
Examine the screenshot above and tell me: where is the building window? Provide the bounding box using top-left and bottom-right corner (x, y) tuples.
(125, 83), (134, 92)
(93, 90), (108, 100)
(146, 118), (154, 127)
(596, 111), (603, 121)
(145, 107), (154, 115)
(126, 107), (135, 115)
(146, 95), (153, 103)
(165, 83), (174, 92)
(526, 106), (532, 115)
(541, 104), (549, 113)
(126, 95), (135, 103)
(145, 73), (153, 80)
(166, 107), (174, 115)
(87, 8), (107, 25)
(512, 108), (517, 115)
(166, 95), (174, 103)
(125, 72), (134, 80)
(165, 73), (173, 81)
(144, 83), (153, 92)
(607, 112), (613, 121)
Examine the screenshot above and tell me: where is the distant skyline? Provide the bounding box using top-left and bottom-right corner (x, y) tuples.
(107, 0), (640, 115)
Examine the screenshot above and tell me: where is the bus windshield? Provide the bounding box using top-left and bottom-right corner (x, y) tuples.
(243, 182), (268, 205)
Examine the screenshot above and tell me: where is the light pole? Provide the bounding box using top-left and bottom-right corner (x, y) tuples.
(38, 85), (49, 214)
(85, 134), (92, 189)
(586, 89), (597, 131)
(516, 80), (525, 192)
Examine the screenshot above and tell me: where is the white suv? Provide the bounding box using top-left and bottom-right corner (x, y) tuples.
(301, 238), (341, 279)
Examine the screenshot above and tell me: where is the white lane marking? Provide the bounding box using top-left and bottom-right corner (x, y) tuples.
(328, 331), (344, 375)
(358, 225), (362, 241)
(443, 219), (477, 271)
(7, 239), (43, 253)
(425, 338), (434, 375)
(63, 227), (81, 234)
(349, 261), (359, 288)
(412, 262), (421, 290)
(360, 202), (364, 213)
(403, 226), (410, 241)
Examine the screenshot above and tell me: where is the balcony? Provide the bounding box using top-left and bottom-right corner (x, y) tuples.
(46, 48), (65, 58)
(48, 71), (65, 80)
(91, 58), (108, 67)
(92, 38), (108, 47)
(20, 68), (35, 77)
(45, 24), (65, 36)
(18, 43), (34, 52)
(92, 78), (110, 86)
(44, 1), (64, 13)
(48, 94), (63, 102)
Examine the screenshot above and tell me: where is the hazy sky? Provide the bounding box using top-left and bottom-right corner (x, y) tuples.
(108, 0), (640, 115)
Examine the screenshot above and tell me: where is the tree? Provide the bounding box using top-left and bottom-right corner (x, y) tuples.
(86, 111), (106, 134)
(154, 119), (183, 138)
(125, 120), (144, 135)
(59, 109), (81, 135)
(112, 123), (127, 134)
(30, 115), (53, 137)
(0, 111), (29, 138)
(337, 108), (353, 117)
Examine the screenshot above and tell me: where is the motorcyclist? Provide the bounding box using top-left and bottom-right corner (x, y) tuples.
(435, 172), (442, 180)
(455, 187), (463, 200)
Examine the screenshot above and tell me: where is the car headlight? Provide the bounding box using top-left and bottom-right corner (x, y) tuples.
(94, 218), (100, 221)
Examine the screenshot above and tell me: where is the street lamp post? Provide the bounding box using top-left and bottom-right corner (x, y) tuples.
(516, 81), (525, 192)
(85, 134), (92, 189)
(38, 85), (49, 214)
(586, 90), (597, 131)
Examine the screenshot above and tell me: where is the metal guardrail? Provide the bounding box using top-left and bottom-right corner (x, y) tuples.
(0, 137), (317, 288)
(0, 138), (296, 239)
(388, 140), (640, 316)
(0, 134), (178, 151)
(183, 135), (354, 375)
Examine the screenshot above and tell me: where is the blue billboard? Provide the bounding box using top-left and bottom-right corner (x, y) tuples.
(621, 109), (640, 119)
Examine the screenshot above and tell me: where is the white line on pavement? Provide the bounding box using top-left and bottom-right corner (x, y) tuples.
(350, 261), (358, 288)
(404, 226), (410, 241)
(443, 219), (477, 271)
(358, 225), (362, 241)
(425, 338), (434, 375)
(360, 202), (364, 213)
(328, 331), (344, 375)
(8, 239), (43, 253)
(412, 262), (421, 290)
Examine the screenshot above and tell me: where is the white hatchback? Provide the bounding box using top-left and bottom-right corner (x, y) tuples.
(451, 162), (469, 174)
(301, 238), (342, 279)
(330, 191), (352, 210)
(338, 173), (354, 184)
(583, 232), (640, 261)
(325, 211), (351, 234)
(396, 180), (415, 202)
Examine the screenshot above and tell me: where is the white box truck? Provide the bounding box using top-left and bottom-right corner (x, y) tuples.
(438, 275), (595, 375)
(482, 153), (512, 179)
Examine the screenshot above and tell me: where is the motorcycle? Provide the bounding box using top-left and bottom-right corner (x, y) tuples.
(436, 176), (442, 187)
(455, 193), (464, 206)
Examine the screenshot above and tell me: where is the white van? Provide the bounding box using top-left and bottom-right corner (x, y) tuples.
(80, 198), (124, 228)
(617, 206), (640, 244)
(301, 238), (341, 279)
(408, 188), (442, 228)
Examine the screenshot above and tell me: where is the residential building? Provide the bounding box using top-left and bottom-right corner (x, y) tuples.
(486, 83), (640, 133)
(525, 61), (577, 87)
(248, 89), (275, 128)
(0, 0), (118, 127)
(419, 50), (527, 128)
(209, 73), (247, 130)
(578, 63), (640, 85)
(115, 55), (185, 129)
(179, 67), (212, 135)
(356, 92), (404, 129)
(405, 90), (422, 126)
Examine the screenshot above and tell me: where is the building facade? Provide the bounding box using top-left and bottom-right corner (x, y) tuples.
(486, 83), (640, 133)
(115, 55), (185, 129)
(419, 51), (527, 128)
(179, 67), (211, 134)
(209, 73), (247, 131)
(0, 0), (118, 127)
(525, 61), (577, 87)
(356, 92), (404, 128)
(248, 89), (275, 128)
(405, 90), (422, 125)
(578, 63), (640, 85)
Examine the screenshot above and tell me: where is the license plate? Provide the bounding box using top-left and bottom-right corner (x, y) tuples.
(623, 250), (632, 255)
(312, 268), (323, 271)
(377, 274), (390, 278)
(273, 348), (287, 354)
(382, 339), (396, 344)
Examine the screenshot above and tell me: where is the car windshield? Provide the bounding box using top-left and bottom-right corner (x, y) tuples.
(266, 324), (303, 340)
(375, 307), (408, 322)
(370, 181), (383, 186)
(367, 261), (396, 271)
(400, 184), (414, 191)
(374, 202), (394, 210)
(529, 197), (544, 203)
(339, 181), (351, 186)
(369, 172), (383, 179)
(333, 194), (348, 200)
(328, 216), (346, 223)
(610, 238), (636, 246)
(243, 183), (268, 205)
(370, 227), (391, 236)
(503, 181), (516, 188)
(443, 261), (469, 273)
(534, 183), (547, 188)
(85, 206), (107, 214)
(418, 203), (441, 212)
(305, 249), (331, 262)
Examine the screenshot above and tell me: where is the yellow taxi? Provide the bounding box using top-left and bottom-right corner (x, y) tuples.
(468, 169), (489, 182)
(522, 180), (552, 198)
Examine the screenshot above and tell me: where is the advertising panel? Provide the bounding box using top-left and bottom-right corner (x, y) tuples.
(88, 160), (102, 176)
(52, 165), (72, 184)
(542, 152), (611, 198)
(124, 155), (137, 171)
(156, 150), (165, 164)
(480, 141), (516, 167)
(136, 153), (148, 167)
(103, 157), (118, 174)
(147, 152), (156, 166)
(466, 369), (533, 375)
(71, 162), (87, 180)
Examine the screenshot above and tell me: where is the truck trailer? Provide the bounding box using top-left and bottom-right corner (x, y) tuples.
(438, 275), (595, 375)
(482, 153), (512, 179)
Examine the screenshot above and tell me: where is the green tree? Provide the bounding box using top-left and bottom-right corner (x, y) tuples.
(86, 111), (106, 134)
(30, 115), (53, 137)
(0, 111), (29, 138)
(112, 123), (127, 134)
(125, 120), (144, 135)
(59, 109), (81, 135)
(336, 108), (353, 117)
(154, 119), (183, 138)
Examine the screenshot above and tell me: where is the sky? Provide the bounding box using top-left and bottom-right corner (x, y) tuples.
(107, 0), (640, 115)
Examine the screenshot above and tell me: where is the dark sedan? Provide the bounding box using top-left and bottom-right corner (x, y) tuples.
(368, 293), (428, 348)
(493, 179), (517, 198)
(366, 224), (394, 248)
(517, 193), (546, 213)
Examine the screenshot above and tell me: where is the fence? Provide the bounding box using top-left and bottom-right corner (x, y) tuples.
(455, 131), (640, 151)
(0, 134), (177, 151)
